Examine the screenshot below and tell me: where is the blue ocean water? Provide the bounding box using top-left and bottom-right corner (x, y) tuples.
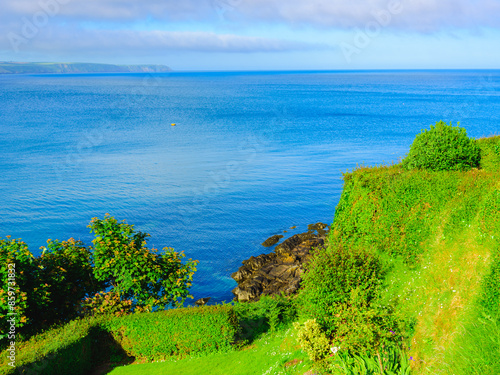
(1, 70), (499, 303)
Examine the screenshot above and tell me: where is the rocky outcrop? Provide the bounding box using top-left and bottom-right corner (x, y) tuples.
(231, 223), (329, 302)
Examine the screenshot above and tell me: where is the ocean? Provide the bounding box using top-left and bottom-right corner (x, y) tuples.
(1, 70), (499, 303)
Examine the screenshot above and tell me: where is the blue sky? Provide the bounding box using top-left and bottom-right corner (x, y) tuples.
(1, 0), (500, 70)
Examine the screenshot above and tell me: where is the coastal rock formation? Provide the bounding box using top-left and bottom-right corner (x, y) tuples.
(231, 223), (329, 302)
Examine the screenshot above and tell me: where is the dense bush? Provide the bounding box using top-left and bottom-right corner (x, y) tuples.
(233, 294), (297, 343)
(1, 215), (198, 345)
(293, 319), (330, 361)
(402, 121), (480, 171)
(0, 238), (33, 341)
(104, 304), (239, 360)
(298, 244), (385, 336)
(0, 317), (107, 375)
(89, 214), (198, 311)
(0, 237), (101, 341)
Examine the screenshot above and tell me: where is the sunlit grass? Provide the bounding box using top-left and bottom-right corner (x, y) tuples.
(108, 328), (315, 375)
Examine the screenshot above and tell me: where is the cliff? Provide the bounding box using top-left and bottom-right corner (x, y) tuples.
(0, 62), (172, 74)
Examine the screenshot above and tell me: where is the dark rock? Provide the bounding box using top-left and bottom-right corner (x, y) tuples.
(262, 234), (284, 247)
(231, 224), (328, 302)
(195, 297), (211, 306)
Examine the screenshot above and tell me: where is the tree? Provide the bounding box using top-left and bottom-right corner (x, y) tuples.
(88, 214), (198, 311)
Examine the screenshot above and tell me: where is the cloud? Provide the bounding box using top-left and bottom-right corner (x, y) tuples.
(0, 27), (326, 55)
(3, 0), (500, 32)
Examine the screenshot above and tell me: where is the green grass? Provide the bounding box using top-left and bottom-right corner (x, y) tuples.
(108, 328), (315, 375)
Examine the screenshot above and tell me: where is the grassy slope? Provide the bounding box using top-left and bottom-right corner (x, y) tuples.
(108, 328), (313, 375)
(329, 135), (500, 374)
(4, 137), (499, 375)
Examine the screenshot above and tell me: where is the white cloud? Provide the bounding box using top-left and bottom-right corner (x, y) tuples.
(0, 27), (326, 54)
(3, 0), (500, 32)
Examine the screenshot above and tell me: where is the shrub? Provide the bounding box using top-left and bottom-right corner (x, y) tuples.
(103, 304), (239, 360)
(298, 244), (384, 335)
(1, 237), (101, 343)
(89, 214), (198, 311)
(0, 238), (33, 342)
(35, 238), (102, 326)
(233, 294), (298, 343)
(293, 319), (330, 361)
(79, 290), (134, 318)
(402, 121), (480, 171)
(0, 317), (107, 375)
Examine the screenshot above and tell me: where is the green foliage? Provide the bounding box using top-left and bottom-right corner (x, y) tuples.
(328, 347), (411, 375)
(478, 247), (500, 316)
(0, 238), (33, 340)
(89, 214), (198, 311)
(0, 317), (108, 375)
(104, 304), (239, 360)
(1, 237), (100, 342)
(298, 244), (384, 336)
(233, 294), (298, 343)
(402, 121), (480, 171)
(329, 290), (409, 356)
(293, 319), (330, 362)
(35, 238), (102, 326)
(80, 290), (135, 318)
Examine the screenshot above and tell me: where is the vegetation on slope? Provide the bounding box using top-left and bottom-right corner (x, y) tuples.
(1, 122), (499, 375)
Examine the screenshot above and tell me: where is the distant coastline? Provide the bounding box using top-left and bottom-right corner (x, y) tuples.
(0, 62), (172, 75)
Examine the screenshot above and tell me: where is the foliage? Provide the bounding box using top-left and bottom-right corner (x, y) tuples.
(330, 290), (408, 356)
(0, 237), (33, 341)
(103, 304), (239, 360)
(401, 121), (480, 171)
(1, 237), (100, 342)
(298, 243), (384, 336)
(79, 290), (135, 318)
(233, 294), (298, 343)
(328, 347), (411, 375)
(0, 316), (109, 375)
(293, 319), (330, 362)
(89, 214), (198, 311)
(35, 238), (102, 326)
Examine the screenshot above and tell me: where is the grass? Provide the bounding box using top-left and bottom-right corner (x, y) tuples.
(107, 328), (315, 375)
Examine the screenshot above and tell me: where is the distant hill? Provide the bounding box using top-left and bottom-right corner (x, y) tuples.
(0, 62), (172, 74)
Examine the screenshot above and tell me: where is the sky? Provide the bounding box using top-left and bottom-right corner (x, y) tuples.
(1, 0), (500, 70)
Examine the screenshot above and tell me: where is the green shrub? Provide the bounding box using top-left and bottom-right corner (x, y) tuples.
(104, 304), (239, 360)
(233, 294), (297, 343)
(0, 317), (108, 375)
(0, 238), (33, 342)
(89, 214), (198, 311)
(293, 319), (330, 362)
(298, 244), (384, 335)
(1, 237), (100, 342)
(402, 121), (480, 171)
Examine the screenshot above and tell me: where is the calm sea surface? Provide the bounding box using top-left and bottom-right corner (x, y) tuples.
(1, 70), (499, 303)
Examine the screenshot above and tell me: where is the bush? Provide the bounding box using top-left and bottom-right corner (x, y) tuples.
(233, 294), (298, 343)
(89, 214), (198, 311)
(298, 244), (384, 335)
(0, 238), (33, 341)
(0, 317), (107, 375)
(402, 121), (480, 171)
(103, 304), (239, 360)
(293, 319), (330, 361)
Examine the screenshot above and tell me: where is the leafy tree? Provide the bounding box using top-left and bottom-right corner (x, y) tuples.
(402, 121), (481, 171)
(88, 214), (198, 311)
(0, 237), (33, 341)
(35, 238), (103, 325)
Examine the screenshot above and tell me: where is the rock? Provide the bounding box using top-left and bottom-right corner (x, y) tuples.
(231, 224), (328, 302)
(195, 297), (211, 306)
(275, 234), (304, 257)
(262, 234), (284, 247)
